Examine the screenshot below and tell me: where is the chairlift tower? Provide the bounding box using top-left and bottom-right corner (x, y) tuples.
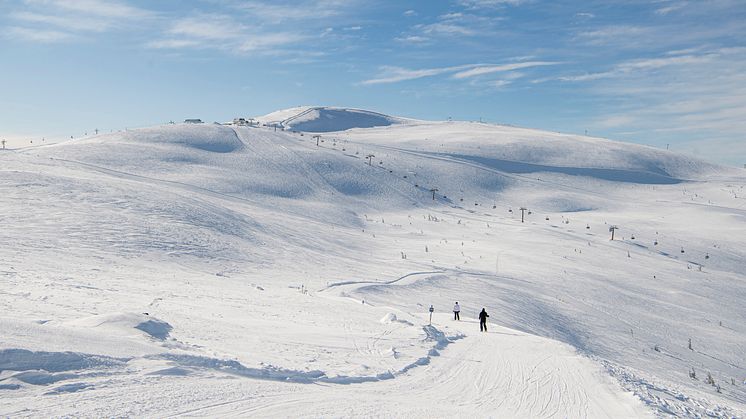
(609, 225), (619, 240)
(429, 188), (439, 200)
(366, 154), (375, 166)
(519, 207), (528, 223)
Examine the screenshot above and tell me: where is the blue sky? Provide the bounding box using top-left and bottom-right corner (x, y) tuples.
(1, 0), (745, 165)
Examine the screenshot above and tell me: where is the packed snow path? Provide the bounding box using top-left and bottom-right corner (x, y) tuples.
(0, 313), (649, 418)
(165, 315), (649, 418)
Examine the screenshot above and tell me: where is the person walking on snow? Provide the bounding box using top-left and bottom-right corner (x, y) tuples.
(453, 302), (461, 320)
(479, 308), (489, 332)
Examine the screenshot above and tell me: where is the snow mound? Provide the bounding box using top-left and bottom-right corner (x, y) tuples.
(72, 124), (244, 154)
(64, 313), (172, 340)
(257, 106), (404, 132)
(379, 313), (413, 326)
(380, 313), (398, 324)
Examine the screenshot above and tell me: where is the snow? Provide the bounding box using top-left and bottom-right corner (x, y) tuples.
(256, 106), (408, 132)
(1, 107), (745, 417)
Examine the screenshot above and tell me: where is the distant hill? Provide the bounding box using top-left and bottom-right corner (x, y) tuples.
(255, 106), (407, 132)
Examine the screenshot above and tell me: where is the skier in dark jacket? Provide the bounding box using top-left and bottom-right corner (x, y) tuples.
(478, 308), (489, 332)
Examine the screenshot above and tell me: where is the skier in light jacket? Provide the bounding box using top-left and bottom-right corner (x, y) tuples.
(478, 308), (489, 332)
(453, 302), (461, 320)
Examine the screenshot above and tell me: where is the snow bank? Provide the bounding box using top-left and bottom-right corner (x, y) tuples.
(64, 313), (172, 340)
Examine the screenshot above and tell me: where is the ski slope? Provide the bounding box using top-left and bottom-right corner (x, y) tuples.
(1, 108), (745, 417)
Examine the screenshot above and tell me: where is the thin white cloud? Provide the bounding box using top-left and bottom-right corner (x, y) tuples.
(221, 0), (359, 23)
(362, 60), (558, 85)
(148, 13), (307, 54)
(452, 61), (559, 79)
(6, 25), (76, 42)
(23, 0), (153, 19)
(168, 15), (245, 40)
(417, 22), (475, 36)
(10, 11), (111, 32)
(655, 2), (688, 15)
(146, 39), (203, 49)
(543, 50), (726, 84)
(394, 35), (430, 44)
(237, 33), (307, 52)
(361, 64), (476, 85)
(575, 25), (652, 47)
(458, 0), (527, 8)
(8, 0), (155, 43)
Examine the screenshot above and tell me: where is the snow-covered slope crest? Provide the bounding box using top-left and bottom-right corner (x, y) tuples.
(256, 106), (407, 132)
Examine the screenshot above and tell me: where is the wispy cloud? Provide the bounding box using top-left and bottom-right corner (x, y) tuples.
(406, 11), (503, 40)
(417, 21), (475, 36)
(575, 25), (653, 47)
(655, 2), (688, 15)
(458, 0), (527, 8)
(361, 64), (476, 85)
(361, 60), (555, 85)
(394, 35), (430, 44)
(10, 11), (111, 32)
(6, 26), (76, 42)
(23, 0), (153, 19)
(219, 0), (359, 23)
(452, 61), (559, 79)
(540, 50), (726, 84)
(148, 13), (306, 54)
(7, 0), (154, 42)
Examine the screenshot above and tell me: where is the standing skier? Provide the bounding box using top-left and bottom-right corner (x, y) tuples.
(478, 308), (489, 332)
(453, 302), (461, 320)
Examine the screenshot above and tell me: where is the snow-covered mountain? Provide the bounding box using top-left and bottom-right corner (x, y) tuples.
(1, 107), (744, 417)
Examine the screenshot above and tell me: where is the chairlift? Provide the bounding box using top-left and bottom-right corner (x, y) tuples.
(654, 240), (658, 245)
(631, 235), (635, 240)
(586, 224), (590, 229)
(681, 247), (685, 254)
(508, 209), (513, 213)
(705, 253), (710, 259)
(545, 216), (549, 221)
(493, 205), (497, 209)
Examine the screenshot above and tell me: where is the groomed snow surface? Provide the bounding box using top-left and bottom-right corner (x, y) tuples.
(1, 108), (745, 417)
